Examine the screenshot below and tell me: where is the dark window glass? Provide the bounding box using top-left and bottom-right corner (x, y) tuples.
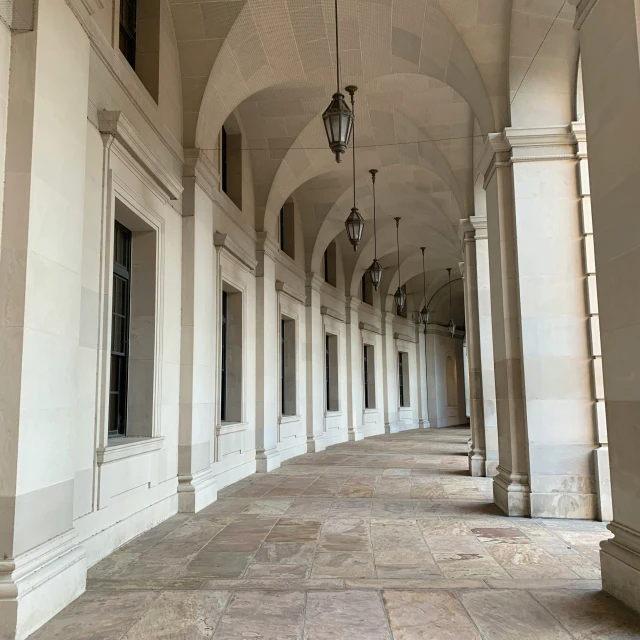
(324, 249), (329, 283)
(281, 318), (285, 412)
(109, 222), (132, 436)
(364, 345), (370, 409)
(280, 207), (285, 250)
(221, 291), (228, 421)
(221, 126), (228, 195)
(399, 352), (405, 408)
(325, 334), (330, 411)
(119, 0), (137, 68)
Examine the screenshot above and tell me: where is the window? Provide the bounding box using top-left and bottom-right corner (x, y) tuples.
(363, 344), (376, 409)
(119, 0), (160, 102)
(399, 351), (410, 407)
(119, 0), (137, 68)
(446, 354), (457, 407)
(221, 284), (243, 423)
(324, 241), (337, 287)
(279, 202), (295, 259)
(325, 333), (339, 411)
(281, 317), (296, 416)
(221, 116), (243, 209)
(109, 222), (132, 436)
(221, 126), (228, 196)
(361, 273), (373, 305)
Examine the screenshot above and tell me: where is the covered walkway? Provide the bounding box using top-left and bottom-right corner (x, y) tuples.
(32, 427), (640, 639)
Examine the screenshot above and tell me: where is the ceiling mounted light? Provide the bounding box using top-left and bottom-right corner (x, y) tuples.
(322, 0), (354, 163)
(368, 169), (383, 289)
(393, 217), (406, 312)
(419, 247), (430, 326)
(447, 267), (456, 337)
(344, 86), (364, 250)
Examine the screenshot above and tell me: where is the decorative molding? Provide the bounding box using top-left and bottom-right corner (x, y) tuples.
(394, 331), (417, 343)
(183, 148), (219, 200)
(571, 121), (588, 159)
(321, 306), (346, 323)
(506, 126), (578, 164)
(305, 272), (325, 295)
(470, 215), (488, 240)
(275, 280), (306, 304)
(477, 131), (510, 183)
(459, 261), (466, 279)
(574, 0), (598, 29)
(96, 436), (164, 465)
(458, 218), (474, 243)
(98, 111), (183, 201)
(214, 233), (258, 272)
(359, 322), (381, 335)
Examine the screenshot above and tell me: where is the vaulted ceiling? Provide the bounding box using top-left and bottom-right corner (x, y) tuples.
(168, 0), (578, 295)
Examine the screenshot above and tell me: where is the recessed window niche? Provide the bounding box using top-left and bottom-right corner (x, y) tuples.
(221, 282), (243, 423)
(281, 316), (296, 416)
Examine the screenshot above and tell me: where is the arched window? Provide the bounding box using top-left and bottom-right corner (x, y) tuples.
(446, 354), (457, 407)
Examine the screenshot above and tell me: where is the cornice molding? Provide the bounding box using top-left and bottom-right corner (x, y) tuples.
(99, 111), (183, 201)
(394, 331), (417, 344)
(359, 322), (381, 335)
(321, 306), (346, 323)
(574, 0), (598, 29)
(214, 232), (258, 272)
(506, 126), (578, 163)
(275, 280), (305, 304)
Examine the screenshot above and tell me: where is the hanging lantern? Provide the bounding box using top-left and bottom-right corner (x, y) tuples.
(344, 86), (363, 250)
(345, 207), (364, 249)
(419, 247), (429, 326)
(369, 258), (383, 290)
(323, 94), (354, 163)
(394, 217), (405, 312)
(323, 0), (354, 163)
(447, 267), (455, 336)
(368, 169), (383, 289)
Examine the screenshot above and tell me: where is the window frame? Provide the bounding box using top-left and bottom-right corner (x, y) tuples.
(119, 0), (137, 69)
(221, 290), (228, 422)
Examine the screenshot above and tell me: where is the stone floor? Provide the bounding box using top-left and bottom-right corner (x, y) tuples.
(32, 427), (640, 639)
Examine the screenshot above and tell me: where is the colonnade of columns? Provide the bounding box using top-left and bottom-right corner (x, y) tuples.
(458, 0), (640, 613)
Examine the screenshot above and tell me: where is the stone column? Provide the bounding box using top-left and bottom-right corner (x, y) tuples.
(345, 297), (364, 441)
(577, 0), (640, 613)
(381, 311), (398, 433)
(0, 1), (91, 636)
(472, 215), (498, 476)
(305, 274), (325, 452)
(417, 326), (430, 428)
(255, 233), (281, 471)
(480, 127), (598, 518)
(459, 221), (487, 476)
(177, 151), (218, 512)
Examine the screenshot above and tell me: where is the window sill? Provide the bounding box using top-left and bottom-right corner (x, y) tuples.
(279, 414), (301, 424)
(217, 421), (248, 436)
(97, 436), (164, 465)
(363, 408), (378, 414)
(324, 411), (342, 418)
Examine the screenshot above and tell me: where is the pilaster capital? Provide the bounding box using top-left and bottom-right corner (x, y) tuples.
(305, 272), (324, 294)
(346, 296), (362, 312)
(470, 215), (488, 240)
(505, 126), (577, 163)
(477, 132), (511, 187)
(256, 231), (279, 261)
(458, 218), (475, 244)
(570, 121), (588, 159)
(574, 0), (598, 29)
(214, 233), (258, 272)
(382, 312), (396, 326)
(459, 261), (466, 279)
(183, 148), (220, 202)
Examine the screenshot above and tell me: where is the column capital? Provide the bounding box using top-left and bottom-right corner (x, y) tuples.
(256, 231), (279, 261)
(305, 272), (324, 294)
(470, 215), (488, 240)
(574, 0), (599, 29)
(477, 132), (511, 186)
(458, 218), (475, 244)
(183, 148), (220, 201)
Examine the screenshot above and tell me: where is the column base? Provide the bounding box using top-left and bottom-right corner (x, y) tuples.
(493, 468), (530, 516)
(469, 451), (486, 477)
(529, 490), (597, 520)
(306, 435), (326, 454)
(594, 445), (613, 521)
(178, 467), (218, 513)
(601, 522), (640, 615)
(419, 419), (431, 429)
(0, 530), (87, 640)
(256, 446), (281, 473)
(486, 460), (499, 477)
(348, 428), (364, 442)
